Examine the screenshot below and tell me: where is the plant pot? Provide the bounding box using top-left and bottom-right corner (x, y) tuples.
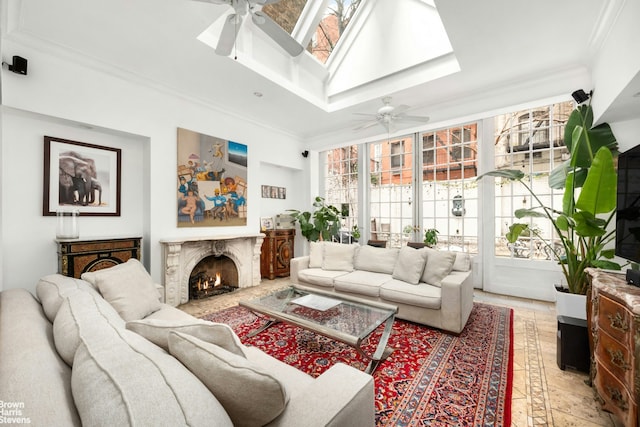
(554, 286), (587, 320)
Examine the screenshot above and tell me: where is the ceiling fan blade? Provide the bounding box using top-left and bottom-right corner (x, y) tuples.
(396, 114), (430, 123)
(216, 13), (242, 56)
(251, 10), (304, 56)
(353, 112), (378, 117)
(255, 0), (282, 4)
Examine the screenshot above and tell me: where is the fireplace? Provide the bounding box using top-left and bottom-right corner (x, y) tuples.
(160, 234), (264, 307)
(189, 254), (238, 300)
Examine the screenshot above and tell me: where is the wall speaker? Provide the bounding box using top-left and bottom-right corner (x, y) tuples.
(301, 150), (309, 158)
(8, 56), (28, 75)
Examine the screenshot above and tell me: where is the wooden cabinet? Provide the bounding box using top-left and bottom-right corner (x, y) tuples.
(56, 236), (142, 278)
(588, 268), (640, 427)
(260, 229), (294, 280)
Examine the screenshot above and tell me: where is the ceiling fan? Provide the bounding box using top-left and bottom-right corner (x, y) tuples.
(193, 0), (304, 57)
(353, 97), (430, 133)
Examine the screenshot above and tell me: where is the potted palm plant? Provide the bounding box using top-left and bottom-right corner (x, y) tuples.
(478, 101), (622, 301)
(288, 196), (342, 242)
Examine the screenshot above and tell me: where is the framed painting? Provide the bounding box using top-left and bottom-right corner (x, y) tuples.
(43, 136), (121, 216)
(177, 128), (248, 227)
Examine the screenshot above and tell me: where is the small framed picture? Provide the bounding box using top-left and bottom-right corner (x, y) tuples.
(278, 187), (286, 199)
(261, 185), (270, 198)
(260, 217), (274, 231)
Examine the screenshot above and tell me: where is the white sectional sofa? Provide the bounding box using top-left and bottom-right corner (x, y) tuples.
(0, 259), (374, 427)
(290, 242), (474, 334)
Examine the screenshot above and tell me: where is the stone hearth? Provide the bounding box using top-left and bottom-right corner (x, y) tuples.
(160, 234), (264, 307)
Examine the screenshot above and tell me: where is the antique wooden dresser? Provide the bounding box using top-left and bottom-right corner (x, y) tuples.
(56, 236), (142, 278)
(588, 267), (640, 427)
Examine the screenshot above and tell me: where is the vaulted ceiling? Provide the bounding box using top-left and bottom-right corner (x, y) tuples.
(2, 0), (637, 149)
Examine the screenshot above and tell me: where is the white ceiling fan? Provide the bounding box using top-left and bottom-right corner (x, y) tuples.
(353, 96), (430, 133)
(193, 0), (304, 57)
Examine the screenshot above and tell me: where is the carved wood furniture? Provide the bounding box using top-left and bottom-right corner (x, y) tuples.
(588, 268), (640, 427)
(56, 236), (141, 278)
(260, 229), (294, 280)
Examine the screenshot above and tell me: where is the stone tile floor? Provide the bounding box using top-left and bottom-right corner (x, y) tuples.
(179, 279), (618, 427)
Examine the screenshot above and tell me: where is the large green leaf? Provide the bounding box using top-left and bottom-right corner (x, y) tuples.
(514, 208), (547, 219)
(477, 169), (525, 181)
(506, 224), (529, 243)
(573, 211), (607, 237)
(564, 105), (618, 168)
(575, 147), (617, 214)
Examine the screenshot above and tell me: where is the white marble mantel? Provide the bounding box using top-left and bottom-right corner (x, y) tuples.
(160, 233), (264, 307)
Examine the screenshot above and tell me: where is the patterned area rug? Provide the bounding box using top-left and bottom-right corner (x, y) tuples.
(202, 302), (513, 426)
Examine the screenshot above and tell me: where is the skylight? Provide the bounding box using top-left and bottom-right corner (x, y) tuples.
(261, 0), (362, 64)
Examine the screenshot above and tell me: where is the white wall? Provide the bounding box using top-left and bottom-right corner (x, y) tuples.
(1, 109), (147, 290)
(0, 39), (307, 293)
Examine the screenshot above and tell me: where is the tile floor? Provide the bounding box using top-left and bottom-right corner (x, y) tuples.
(179, 279), (618, 427)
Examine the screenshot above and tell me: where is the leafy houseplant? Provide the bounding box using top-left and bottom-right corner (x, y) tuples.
(288, 196), (342, 242)
(424, 228), (439, 247)
(478, 103), (621, 295)
(351, 225), (361, 240)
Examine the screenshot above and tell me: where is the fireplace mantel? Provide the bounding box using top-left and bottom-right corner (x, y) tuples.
(160, 233), (264, 306)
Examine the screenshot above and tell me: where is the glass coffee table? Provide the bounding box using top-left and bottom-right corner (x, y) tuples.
(239, 286), (398, 374)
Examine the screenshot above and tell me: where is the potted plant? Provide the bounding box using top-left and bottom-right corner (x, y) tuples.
(478, 101), (622, 299)
(351, 225), (361, 241)
(424, 228), (439, 248)
(288, 196), (342, 242)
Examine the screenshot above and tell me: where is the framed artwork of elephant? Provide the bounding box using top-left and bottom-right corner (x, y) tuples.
(43, 136), (121, 216)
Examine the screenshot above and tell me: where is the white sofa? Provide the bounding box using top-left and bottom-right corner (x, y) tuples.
(291, 242), (474, 334)
(0, 259), (374, 427)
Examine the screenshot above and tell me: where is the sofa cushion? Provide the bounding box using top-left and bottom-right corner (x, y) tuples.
(36, 274), (100, 322)
(72, 326), (231, 427)
(420, 248), (457, 287)
(380, 280), (441, 309)
(322, 242), (358, 271)
(0, 289), (81, 426)
(298, 268), (349, 287)
(309, 241), (324, 268)
(392, 246), (428, 285)
(81, 258), (161, 321)
(452, 251), (471, 272)
(334, 271), (391, 297)
(53, 290), (125, 366)
(126, 318), (245, 357)
(168, 331), (289, 427)
(354, 245), (399, 275)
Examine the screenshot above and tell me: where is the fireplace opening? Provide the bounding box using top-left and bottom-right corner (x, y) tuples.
(189, 254), (239, 300)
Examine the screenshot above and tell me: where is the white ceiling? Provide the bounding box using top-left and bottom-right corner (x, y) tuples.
(3, 0), (638, 149)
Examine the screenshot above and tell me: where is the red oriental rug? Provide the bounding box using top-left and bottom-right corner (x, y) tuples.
(201, 302), (513, 426)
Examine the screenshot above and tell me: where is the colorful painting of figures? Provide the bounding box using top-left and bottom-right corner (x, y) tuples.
(177, 128), (247, 227)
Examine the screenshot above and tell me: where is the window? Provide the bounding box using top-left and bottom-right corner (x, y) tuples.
(420, 124), (479, 254)
(324, 145), (359, 243)
(390, 141), (405, 170)
(493, 101), (573, 259)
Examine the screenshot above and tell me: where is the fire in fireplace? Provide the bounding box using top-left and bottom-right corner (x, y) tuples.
(189, 254), (238, 300)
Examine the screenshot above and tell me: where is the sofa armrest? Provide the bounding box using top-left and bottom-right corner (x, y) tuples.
(268, 363), (374, 427)
(290, 256), (310, 285)
(439, 271), (474, 334)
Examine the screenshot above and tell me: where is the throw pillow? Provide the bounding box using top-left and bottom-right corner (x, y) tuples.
(308, 241), (324, 268)
(36, 274), (101, 323)
(420, 248), (457, 287)
(168, 331), (289, 427)
(126, 318), (245, 357)
(53, 290), (125, 366)
(322, 242), (357, 271)
(452, 251), (471, 272)
(81, 259), (161, 321)
(392, 246), (428, 285)
(354, 245), (399, 275)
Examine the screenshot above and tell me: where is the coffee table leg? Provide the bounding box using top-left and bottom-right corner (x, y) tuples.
(246, 318), (281, 338)
(364, 315), (395, 374)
